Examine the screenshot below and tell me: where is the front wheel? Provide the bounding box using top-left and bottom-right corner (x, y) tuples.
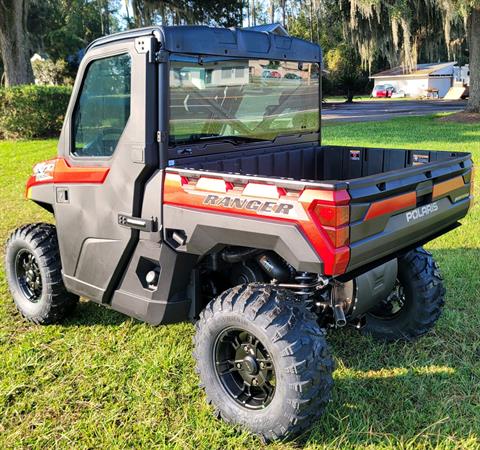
(362, 247), (445, 342)
(194, 284), (334, 442)
(5, 223), (78, 324)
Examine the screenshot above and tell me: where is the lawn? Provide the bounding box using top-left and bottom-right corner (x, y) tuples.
(323, 95), (418, 103)
(0, 115), (479, 449)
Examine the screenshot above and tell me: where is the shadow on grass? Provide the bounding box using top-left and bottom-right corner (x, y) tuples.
(58, 247), (479, 446)
(63, 301), (132, 327)
(299, 336), (476, 446)
(301, 247), (480, 447)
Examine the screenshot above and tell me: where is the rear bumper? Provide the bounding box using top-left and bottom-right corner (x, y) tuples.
(347, 196), (471, 272)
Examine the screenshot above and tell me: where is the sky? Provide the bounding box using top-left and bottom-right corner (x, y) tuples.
(117, 0), (275, 28)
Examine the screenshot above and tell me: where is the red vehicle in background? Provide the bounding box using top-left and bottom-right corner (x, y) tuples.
(262, 69), (281, 78)
(372, 84), (395, 98)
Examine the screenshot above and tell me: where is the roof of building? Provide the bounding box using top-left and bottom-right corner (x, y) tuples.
(242, 23), (289, 36)
(372, 62), (456, 78)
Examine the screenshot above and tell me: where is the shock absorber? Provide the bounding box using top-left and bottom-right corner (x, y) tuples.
(293, 272), (319, 308)
(271, 267), (329, 307)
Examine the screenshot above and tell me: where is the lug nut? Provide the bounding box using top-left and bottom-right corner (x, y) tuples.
(243, 345), (249, 352)
(236, 363), (242, 369)
(259, 362), (265, 369)
(252, 378), (258, 386)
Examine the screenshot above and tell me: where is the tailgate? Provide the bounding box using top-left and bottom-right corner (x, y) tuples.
(346, 151), (474, 273)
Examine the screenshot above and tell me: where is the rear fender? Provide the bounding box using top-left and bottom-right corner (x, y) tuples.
(162, 171), (352, 276)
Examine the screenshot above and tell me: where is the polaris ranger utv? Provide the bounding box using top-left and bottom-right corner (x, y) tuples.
(5, 26), (474, 441)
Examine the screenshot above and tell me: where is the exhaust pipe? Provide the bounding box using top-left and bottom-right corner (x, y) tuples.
(333, 304), (347, 327)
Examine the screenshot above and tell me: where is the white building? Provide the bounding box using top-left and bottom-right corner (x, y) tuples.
(170, 59), (250, 89)
(371, 62), (456, 98)
(453, 64), (470, 86)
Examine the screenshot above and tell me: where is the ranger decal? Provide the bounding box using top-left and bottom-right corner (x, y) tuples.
(204, 194), (294, 215)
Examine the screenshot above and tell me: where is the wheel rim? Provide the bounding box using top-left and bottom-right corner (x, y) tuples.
(368, 280), (406, 319)
(214, 327), (276, 410)
(14, 249), (42, 303)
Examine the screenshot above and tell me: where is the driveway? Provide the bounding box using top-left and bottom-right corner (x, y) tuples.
(322, 100), (467, 123)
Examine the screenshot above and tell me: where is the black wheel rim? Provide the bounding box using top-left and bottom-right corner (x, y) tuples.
(369, 280), (406, 319)
(214, 327), (276, 410)
(14, 249), (42, 303)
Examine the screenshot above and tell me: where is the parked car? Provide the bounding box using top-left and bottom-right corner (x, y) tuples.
(284, 72), (302, 80)
(391, 90), (407, 98)
(261, 69), (281, 79)
(372, 84), (395, 98)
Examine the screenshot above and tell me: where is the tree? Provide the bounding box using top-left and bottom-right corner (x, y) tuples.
(466, 5), (480, 112)
(0, 0), (34, 86)
(128, 1), (243, 28)
(325, 44), (368, 102)
(280, 0), (287, 26)
(28, 0), (121, 62)
(269, 0), (275, 23)
(340, 0), (480, 113)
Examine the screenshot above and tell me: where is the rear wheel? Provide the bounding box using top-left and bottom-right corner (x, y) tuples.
(194, 284), (334, 442)
(5, 223), (78, 324)
(362, 247), (445, 342)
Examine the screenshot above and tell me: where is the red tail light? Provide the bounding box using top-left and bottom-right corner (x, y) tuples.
(322, 225), (349, 248)
(300, 189), (350, 249)
(311, 203), (349, 228)
(310, 202), (350, 248)
(298, 189), (351, 275)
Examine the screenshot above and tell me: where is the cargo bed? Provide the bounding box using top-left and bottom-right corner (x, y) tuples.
(167, 143), (473, 275)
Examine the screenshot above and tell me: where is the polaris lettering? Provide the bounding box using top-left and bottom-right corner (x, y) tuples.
(204, 194), (294, 215)
(405, 202), (439, 222)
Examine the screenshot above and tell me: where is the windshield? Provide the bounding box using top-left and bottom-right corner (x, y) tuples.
(169, 55), (320, 146)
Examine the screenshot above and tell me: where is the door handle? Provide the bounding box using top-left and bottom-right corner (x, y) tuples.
(118, 214), (158, 232)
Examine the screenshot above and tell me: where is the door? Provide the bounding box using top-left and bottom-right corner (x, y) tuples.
(54, 37), (158, 303)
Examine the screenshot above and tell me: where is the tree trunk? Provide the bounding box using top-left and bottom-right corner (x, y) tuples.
(270, 0), (275, 23)
(466, 7), (480, 113)
(251, 0), (256, 26)
(309, 0), (314, 42)
(0, 0), (33, 86)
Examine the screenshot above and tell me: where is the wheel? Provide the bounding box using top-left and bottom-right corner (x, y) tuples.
(362, 247), (445, 342)
(5, 223), (79, 324)
(194, 284), (334, 442)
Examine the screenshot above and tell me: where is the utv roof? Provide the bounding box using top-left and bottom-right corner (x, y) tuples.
(87, 25), (321, 63)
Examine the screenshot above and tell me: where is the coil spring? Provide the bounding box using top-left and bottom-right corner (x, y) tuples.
(294, 272), (317, 307)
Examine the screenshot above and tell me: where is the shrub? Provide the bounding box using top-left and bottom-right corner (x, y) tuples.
(32, 59), (74, 86)
(0, 85), (72, 139)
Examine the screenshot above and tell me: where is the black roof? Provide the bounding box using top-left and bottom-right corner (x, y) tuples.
(87, 25), (321, 62)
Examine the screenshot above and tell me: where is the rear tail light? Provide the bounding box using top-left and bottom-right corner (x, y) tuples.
(299, 189), (350, 250)
(310, 201), (350, 248)
(311, 203), (349, 228)
(323, 225), (349, 248)
(298, 188), (351, 275)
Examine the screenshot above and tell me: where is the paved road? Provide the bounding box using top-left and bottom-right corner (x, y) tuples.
(322, 100), (467, 123)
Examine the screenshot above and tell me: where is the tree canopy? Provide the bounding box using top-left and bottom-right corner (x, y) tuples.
(0, 0), (478, 111)
(338, 0), (479, 110)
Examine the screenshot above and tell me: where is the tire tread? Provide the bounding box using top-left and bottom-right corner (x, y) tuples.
(194, 283), (333, 442)
(5, 223), (78, 324)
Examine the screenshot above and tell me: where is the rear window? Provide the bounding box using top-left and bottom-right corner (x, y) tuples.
(169, 55), (320, 146)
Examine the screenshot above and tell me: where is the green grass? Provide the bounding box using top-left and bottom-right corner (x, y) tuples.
(323, 96), (427, 103)
(0, 115), (479, 449)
